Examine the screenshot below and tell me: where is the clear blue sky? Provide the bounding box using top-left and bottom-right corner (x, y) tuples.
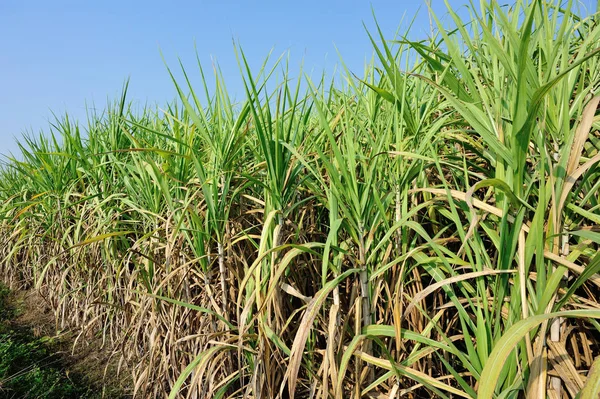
(0, 1), (596, 158)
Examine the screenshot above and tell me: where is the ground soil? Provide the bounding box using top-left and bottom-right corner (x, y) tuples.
(1, 287), (132, 398)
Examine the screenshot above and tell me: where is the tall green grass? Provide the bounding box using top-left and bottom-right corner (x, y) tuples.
(1, 1), (600, 397)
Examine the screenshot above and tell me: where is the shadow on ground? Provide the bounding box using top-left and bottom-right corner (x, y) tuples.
(0, 283), (131, 398)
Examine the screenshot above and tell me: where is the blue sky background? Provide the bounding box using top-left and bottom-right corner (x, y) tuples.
(0, 1), (597, 158)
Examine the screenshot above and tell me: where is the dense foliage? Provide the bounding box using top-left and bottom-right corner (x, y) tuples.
(1, 1), (600, 397)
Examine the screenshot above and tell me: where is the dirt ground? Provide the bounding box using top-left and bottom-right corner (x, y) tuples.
(3, 287), (132, 398)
